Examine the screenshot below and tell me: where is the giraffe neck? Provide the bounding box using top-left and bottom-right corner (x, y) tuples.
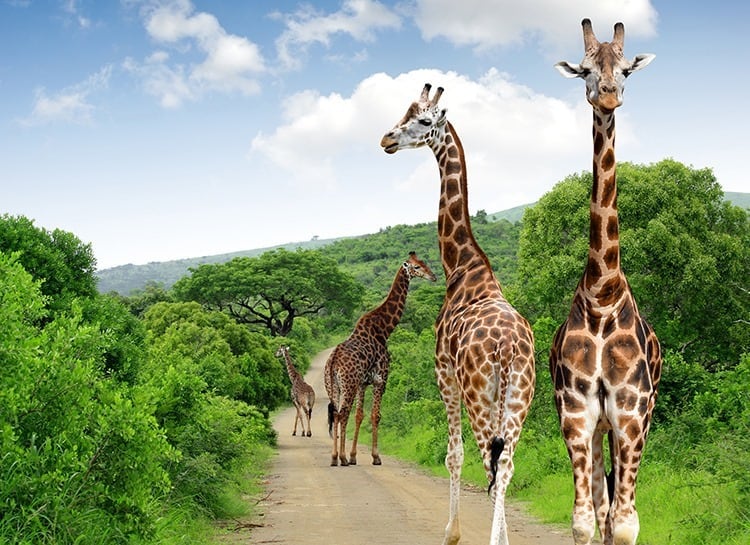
(431, 122), (495, 290)
(582, 110), (626, 307)
(283, 352), (303, 384)
(355, 266), (411, 339)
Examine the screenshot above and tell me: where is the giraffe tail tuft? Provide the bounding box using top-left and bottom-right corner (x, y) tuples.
(487, 436), (505, 495)
(327, 402), (334, 438)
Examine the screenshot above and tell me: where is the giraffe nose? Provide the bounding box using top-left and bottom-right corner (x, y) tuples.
(600, 83), (616, 94)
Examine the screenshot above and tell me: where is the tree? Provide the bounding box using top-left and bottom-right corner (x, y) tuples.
(0, 214), (97, 316)
(516, 159), (749, 367)
(172, 248), (364, 336)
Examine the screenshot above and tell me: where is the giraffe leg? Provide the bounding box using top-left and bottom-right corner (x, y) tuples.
(488, 450), (513, 545)
(304, 405), (313, 437)
(292, 404), (303, 436)
(330, 406), (340, 466)
(369, 381), (385, 465)
(336, 405), (351, 466)
(608, 417), (647, 545)
(440, 378), (463, 545)
(591, 428), (610, 540)
(349, 388), (366, 465)
(561, 414), (597, 545)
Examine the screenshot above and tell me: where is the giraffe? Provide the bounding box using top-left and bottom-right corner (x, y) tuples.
(325, 251), (436, 466)
(551, 19), (662, 545)
(380, 83), (536, 545)
(275, 345), (316, 437)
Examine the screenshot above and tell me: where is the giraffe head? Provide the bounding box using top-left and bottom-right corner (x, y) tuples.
(404, 251), (437, 282)
(380, 83), (447, 154)
(555, 18), (654, 112)
(275, 345), (289, 358)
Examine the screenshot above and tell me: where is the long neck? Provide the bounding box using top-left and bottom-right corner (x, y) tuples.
(431, 122), (494, 286)
(583, 110), (626, 306)
(356, 266), (410, 339)
(283, 352), (302, 383)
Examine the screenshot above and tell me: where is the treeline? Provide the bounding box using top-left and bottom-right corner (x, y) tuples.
(1, 158), (748, 544)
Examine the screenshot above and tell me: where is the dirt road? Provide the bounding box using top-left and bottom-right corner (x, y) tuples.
(221, 348), (570, 545)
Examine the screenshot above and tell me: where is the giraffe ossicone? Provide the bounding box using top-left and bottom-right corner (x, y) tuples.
(324, 251), (436, 467)
(550, 19), (662, 545)
(382, 83), (536, 545)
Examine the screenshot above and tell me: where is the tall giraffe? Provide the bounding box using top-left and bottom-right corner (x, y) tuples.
(381, 84), (536, 545)
(275, 345), (316, 437)
(325, 251), (436, 466)
(552, 19), (662, 545)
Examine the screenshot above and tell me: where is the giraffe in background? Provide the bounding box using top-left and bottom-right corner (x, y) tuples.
(276, 345), (316, 437)
(381, 83), (535, 545)
(552, 19), (662, 545)
(325, 251), (436, 466)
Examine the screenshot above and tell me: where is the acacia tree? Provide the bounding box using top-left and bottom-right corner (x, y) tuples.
(172, 248), (364, 336)
(516, 159), (749, 368)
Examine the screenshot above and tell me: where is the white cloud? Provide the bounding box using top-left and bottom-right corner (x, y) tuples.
(128, 0), (265, 107)
(249, 68), (607, 229)
(274, 0), (401, 70)
(413, 0), (658, 56)
(21, 65), (112, 126)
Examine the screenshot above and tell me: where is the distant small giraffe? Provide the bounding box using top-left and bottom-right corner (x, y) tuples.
(381, 84), (536, 545)
(552, 19), (662, 545)
(325, 251), (436, 466)
(276, 345), (316, 437)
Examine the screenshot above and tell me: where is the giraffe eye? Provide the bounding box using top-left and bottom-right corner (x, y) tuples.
(418, 119), (432, 126)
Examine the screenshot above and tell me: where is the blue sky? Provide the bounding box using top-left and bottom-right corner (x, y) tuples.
(1, 1), (747, 270)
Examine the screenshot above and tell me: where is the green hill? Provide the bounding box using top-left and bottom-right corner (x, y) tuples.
(96, 191), (747, 296)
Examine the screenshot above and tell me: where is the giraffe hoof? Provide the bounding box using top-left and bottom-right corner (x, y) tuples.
(330, 458), (338, 467)
(340, 458), (349, 467)
(372, 456), (382, 466)
(292, 432), (296, 436)
(348, 456), (357, 465)
(306, 431), (312, 437)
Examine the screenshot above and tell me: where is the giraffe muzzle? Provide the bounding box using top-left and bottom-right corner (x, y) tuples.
(380, 134), (399, 154)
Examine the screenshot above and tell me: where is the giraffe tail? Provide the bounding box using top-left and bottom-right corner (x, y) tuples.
(487, 436), (505, 495)
(327, 402), (334, 438)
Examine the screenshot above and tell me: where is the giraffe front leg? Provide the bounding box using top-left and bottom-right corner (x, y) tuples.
(608, 417), (647, 545)
(349, 388), (366, 465)
(562, 416), (596, 545)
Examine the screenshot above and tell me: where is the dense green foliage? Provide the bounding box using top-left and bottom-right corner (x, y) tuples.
(0, 215), (97, 316)
(0, 220), (292, 544)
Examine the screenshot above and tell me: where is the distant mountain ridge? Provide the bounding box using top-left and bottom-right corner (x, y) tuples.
(96, 192), (748, 295)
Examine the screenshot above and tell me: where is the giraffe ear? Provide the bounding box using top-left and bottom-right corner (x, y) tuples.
(437, 108), (448, 126)
(624, 53), (655, 75)
(555, 61), (585, 79)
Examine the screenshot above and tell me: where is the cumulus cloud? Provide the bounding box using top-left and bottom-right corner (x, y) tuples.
(21, 65), (112, 126)
(126, 0), (265, 107)
(273, 0), (401, 70)
(249, 68), (602, 219)
(413, 0), (658, 56)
